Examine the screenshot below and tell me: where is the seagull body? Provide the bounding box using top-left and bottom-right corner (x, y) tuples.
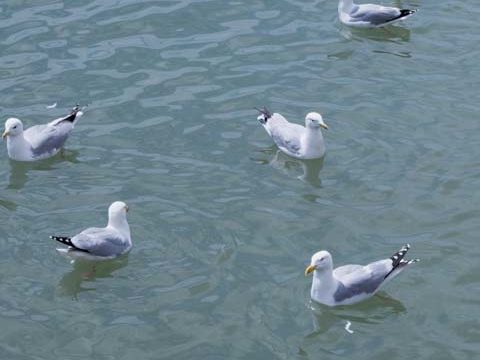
(51, 201), (132, 259)
(256, 108), (328, 160)
(338, 0), (417, 28)
(2, 105), (83, 161)
(305, 244), (419, 306)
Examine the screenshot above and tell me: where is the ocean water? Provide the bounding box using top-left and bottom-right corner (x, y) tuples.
(0, 0), (479, 359)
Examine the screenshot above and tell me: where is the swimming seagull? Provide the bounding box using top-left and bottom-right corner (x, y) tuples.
(256, 107), (328, 160)
(338, 0), (417, 28)
(2, 105), (83, 161)
(51, 201), (132, 259)
(305, 244), (419, 306)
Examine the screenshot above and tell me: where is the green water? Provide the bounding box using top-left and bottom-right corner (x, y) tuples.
(0, 0), (479, 359)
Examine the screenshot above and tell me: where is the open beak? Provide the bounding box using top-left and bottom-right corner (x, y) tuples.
(305, 265), (315, 276)
(2, 130), (9, 139)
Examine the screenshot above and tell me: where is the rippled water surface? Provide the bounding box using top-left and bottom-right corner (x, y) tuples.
(0, 0), (479, 359)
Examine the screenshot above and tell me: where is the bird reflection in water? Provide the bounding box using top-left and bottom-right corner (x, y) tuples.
(339, 25), (411, 44)
(57, 255), (129, 299)
(268, 149), (325, 187)
(7, 149), (79, 190)
(298, 293), (406, 356)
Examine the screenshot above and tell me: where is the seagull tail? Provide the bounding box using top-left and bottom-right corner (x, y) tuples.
(50, 235), (88, 252)
(393, 9), (417, 22)
(50, 104), (85, 127)
(67, 104), (84, 124)
(50, 235), (74, 246)
(384, 244), (419, 279)
(381, 9), (416, 26)
(254, 107), (272, 124)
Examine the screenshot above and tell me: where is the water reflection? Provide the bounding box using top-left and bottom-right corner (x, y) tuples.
(267, 149), (325, 187)
(7, 149), (79, 190)
(0, 198), (17, 211)
(340, 26), (411, 43)
(57, 256), (129, 299)
(300, 293), (406, 356)
(309, 292), (406, 330)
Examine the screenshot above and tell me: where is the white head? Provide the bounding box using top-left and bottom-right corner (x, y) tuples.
(305, 250), (333, 275)
(305, 112), (328, 130)
(107, 201), (129, 228)
(3, 118), (24, 139)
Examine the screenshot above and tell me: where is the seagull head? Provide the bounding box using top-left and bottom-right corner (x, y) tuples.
(109, 201), (129, 215)
(305, 250), (333, 275)
(3, 118), (24, 139)
(305, 112), (328, 130)
(108, 201), (129, 228)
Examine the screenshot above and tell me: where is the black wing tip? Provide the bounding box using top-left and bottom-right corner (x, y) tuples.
(50, 235), (90, 253)
(62, 107), (79, 123)
(61, 104), (86, 123)
(70, 103), (84, 115)
(385, 9), (416, 24)
(50, 235), (72, 242)
(50, 235), (74, 247)
(400, 9), (417, 16)
(390, 244), (411, 265)
(385, 244), (417, 278)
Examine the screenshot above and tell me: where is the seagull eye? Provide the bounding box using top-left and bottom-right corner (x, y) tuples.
(13, 126), (17, 129)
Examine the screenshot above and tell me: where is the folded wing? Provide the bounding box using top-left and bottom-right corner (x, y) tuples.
(333, 260), (391, 303)
(24, 124), (71, 157)
(71, 227), (129, 257)
(351, 5), (400, 25)
(24, 106), (81, 158)
(266, 115), (305, 157)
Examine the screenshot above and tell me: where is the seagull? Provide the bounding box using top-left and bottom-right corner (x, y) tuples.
(51, 201), (132, 259)
(305, 244), (419, 306)
(2, 105), (83, 161)
(256, 107), (328, 160)
(338, 0), (417, 28)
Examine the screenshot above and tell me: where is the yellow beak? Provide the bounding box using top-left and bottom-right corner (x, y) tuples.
(305, 265), (315, 276)
(320, 123), (328, 130)
(2, 130), (9, 139)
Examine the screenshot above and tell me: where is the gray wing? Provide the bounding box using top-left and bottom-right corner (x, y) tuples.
(269, 123), (304, 157)
(333, 264), (364, 278)
(333, 260), (391, 303)
(71, 227), (129, 257)
(351, 5), (400, 25)
(24, 123), (73, 158)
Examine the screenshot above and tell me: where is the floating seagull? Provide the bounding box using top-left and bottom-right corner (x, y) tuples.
(51, 201), (132, 259)
(305, 244), (419, 306)
(256, 107), (328, 160)
(338, 0), (417, 28)
(2, 105), (83, 161)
